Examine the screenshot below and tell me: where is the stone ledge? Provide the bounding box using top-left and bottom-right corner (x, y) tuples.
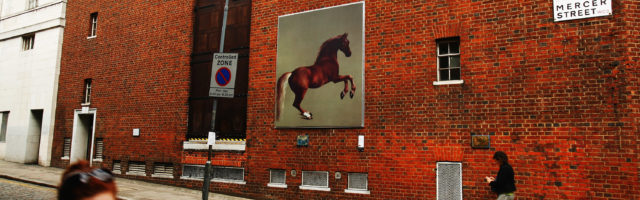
(183, 141), (245, 151)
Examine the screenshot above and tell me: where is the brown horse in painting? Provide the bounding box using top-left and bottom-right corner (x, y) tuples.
(276, 33), (355, 120)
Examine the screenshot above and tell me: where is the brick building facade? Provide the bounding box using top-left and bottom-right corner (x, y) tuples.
(52, 0), (639, 200)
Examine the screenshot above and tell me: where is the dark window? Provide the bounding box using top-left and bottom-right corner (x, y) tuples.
(188, 0), (251, 140)
(0, 112), (9, 142)
(83, 79), (92, 104)
(437, 38), (461, 81)
(27, 0), (37, 9)
(22, 34), (35, 50)
(89, 13), (98, 37)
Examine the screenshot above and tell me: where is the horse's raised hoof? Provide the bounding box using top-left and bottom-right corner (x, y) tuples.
(340, 91), (345, 99)
(349, 91), (354, 99)
(301, 112), (313, 120)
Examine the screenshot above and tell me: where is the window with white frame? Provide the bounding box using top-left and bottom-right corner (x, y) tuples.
(300, 171), (329, 191)
(436, 162), (462, 200)
(0, 112), (8, 142)
(436, 38), (461, 82)
(22, 34), (34, 51)
(268, 169), (286, 188)
(83, 79), (92, 104)
(345, 173), (370, 194)
(89, 13), (98, 37)
(27, 0), (37, 10)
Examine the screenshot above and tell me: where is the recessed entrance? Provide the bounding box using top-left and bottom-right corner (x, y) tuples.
(70, 109), (96, 164)
(25, 109), (43, 164)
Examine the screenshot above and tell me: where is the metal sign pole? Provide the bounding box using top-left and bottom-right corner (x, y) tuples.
(204, 0), (229, 199)
(202, 145), (212, 200)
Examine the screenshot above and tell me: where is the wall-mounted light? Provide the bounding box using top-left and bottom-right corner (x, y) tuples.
(357, 135), (364, 152)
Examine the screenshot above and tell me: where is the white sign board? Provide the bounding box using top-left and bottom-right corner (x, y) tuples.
(207, 132), (216, 146)
(554, 0), (612, 22)
(209, 53), (238, 98)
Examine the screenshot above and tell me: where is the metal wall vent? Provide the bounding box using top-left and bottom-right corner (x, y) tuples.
(63, 138), (71, 157)
(127, 161), (146, 176)
(152, 163), (174, 178)
(437, 162), (462, 200)
(112, 161), (121, 174)
(94, 138), (103, 160)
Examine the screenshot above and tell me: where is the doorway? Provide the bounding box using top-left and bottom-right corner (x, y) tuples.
(70, 109), (95, 164)
(25, 109), (43, 164)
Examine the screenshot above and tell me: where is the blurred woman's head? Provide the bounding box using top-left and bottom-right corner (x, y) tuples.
(58, 160), (117, 200)
(493, 151), (509, 165)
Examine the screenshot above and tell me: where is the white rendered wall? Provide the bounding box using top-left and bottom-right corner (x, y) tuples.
(0, 0), (65, 166)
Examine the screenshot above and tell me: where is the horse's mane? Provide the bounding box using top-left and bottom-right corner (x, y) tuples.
(315, 35), (342, 63)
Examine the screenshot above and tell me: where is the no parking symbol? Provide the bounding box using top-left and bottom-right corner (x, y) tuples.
(209, 53), (238, 98)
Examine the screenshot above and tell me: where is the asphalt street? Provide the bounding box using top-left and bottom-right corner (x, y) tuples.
(0, 177), (56, 200)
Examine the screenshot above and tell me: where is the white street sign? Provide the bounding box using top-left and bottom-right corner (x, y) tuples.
(209, 53), (238, 98)
(554, 0), (612, 22)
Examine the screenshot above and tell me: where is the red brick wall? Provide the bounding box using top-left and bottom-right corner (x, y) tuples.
(52, 0), (194, 168)
(246, 0), (639, 199)
(51, 0), (639, 199)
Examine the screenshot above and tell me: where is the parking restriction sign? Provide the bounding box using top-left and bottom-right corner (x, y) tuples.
(209, 53), (238, 98)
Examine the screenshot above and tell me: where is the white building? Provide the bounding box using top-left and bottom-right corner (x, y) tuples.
(0, 0), (65, 166)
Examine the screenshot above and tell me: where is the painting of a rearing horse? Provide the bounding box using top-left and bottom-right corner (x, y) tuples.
(276, 33), (355, 120)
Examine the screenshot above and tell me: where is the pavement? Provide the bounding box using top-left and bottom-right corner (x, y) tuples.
(0, 160), (251, 200)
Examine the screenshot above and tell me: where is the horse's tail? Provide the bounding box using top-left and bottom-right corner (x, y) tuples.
(275, 72), (292, 121)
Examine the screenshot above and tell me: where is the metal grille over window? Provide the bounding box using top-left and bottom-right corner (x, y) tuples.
(63, 138), (71, 157)
(212, 166), (244, 183)
(22, 35), (34, 51)
(152, 163), (174, 178)
(93, 138), (103, 160)
(437, 162), (462, 200)
(300, 171), (329, 191)
(268, 169), (286, 188)
(126, 161), (146, 176)
(28, 0), (37, 9)
(437, 38), (461, 81)
(181, 165), (204, 179)
(112, 161), (121, 174)
(348, 173), (368, 190)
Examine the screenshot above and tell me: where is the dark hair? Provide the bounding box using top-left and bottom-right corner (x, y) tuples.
(493, 151), (509, 165)
(58, 160), (117, 200)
